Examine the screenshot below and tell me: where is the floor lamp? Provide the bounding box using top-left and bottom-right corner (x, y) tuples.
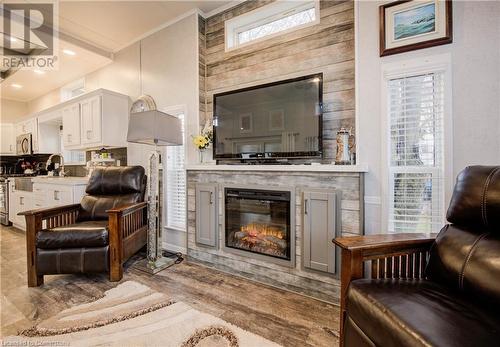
(127, 104), (183, 274)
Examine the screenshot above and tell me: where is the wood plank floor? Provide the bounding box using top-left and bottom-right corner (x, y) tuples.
(0, 226), (340, 346)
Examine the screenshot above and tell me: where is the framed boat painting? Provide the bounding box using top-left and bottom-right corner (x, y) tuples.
(380, 0), (452, 56)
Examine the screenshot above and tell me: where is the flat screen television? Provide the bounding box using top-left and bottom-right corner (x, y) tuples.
(213, 73), (323, 161)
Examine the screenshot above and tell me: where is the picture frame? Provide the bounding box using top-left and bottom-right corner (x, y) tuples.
(268, 109), (285, 131)
(239, 113), (253, 134)
(380, 0), (452, 57)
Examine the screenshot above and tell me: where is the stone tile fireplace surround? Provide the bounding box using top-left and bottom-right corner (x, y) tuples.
(186, 165), (366, 303)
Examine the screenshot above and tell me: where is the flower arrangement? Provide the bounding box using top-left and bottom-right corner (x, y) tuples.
(192, 134), (210, 150)
(192, 120), (213, 151)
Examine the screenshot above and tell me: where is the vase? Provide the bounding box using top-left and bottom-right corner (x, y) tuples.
(198, 149), (206, 163)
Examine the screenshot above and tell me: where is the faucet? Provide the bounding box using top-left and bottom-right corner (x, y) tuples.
(46, 153), (66, 177)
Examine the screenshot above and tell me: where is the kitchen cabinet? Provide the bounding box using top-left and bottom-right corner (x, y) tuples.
(195, 183), (218, 248)
(80, 95), (102, 145)
(33, 181), (86, 209)
(62, 102), (81, 147)
(62, 89), (129, 150)
(15, 118), (38, 152)
(8, 178), (87, 231)
(302, 190), (337, 274)
(8, 182), (33, 230)
(0, 123), (16, 154)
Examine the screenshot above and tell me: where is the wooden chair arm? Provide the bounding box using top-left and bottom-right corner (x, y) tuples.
(106, 202), (147, 216)
(107, 202), (148, 281)
(19, 204), (81, 219)
(333, 233), (437, 259)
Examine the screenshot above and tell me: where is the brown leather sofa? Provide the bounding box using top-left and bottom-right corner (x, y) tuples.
(21, 166), (148, 287)
(334, 165), (500, 346)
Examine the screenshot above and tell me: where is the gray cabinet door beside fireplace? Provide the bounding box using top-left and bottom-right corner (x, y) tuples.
(195, 183), (218, 248)
(303, 191), (337, 274)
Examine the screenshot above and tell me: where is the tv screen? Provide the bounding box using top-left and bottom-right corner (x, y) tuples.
(213, 73), (323, 160)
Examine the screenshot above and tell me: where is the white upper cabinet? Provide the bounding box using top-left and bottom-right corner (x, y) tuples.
(62, 102), (81, 147)
(0, 124), (16, 154)
(3, 89), (130, 153)
(80, 95), (102, 145)
(62, 89), (129, 150)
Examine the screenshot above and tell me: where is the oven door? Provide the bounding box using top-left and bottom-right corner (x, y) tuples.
(16, 133), (33, 155)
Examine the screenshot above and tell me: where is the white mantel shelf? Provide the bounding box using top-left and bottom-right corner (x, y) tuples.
(186, 164), (368, 173)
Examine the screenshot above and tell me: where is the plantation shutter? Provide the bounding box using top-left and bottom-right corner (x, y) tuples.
(388, 72), (445, 233)
(166, 114), (186, 230)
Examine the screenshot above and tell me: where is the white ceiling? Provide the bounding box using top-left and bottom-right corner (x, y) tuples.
(1, 1), (233, 102)
(1, 41), (113, 102)
(58, 1), (231, 52)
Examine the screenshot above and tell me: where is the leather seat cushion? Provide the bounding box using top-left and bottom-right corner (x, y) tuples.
(36, 221), (109, 249)
(37, 246), (109, 274)
(347, 279), (500, 347)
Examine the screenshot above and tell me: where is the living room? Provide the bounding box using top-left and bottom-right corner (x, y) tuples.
(1, 1), (499, 346)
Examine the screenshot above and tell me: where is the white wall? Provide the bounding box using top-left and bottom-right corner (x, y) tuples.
(0, 99), (29, 123)
(357, 1), (500, 234)
(26, 13), (200, 251)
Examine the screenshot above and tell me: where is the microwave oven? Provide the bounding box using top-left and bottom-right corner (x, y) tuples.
(16, 133), (33, 155)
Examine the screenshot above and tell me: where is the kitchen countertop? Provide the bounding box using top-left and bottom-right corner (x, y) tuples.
(31, 176), (89, 185)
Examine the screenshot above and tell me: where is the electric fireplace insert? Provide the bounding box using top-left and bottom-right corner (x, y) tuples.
(224, 187), (294, 265)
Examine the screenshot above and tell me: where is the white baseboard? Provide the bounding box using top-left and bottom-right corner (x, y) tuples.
(162, 242), (186, 255)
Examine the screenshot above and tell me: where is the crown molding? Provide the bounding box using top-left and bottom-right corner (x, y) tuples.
(202, 0), (247, 18)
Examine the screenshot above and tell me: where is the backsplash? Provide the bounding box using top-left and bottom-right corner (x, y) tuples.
(65, 147), (128, 177)
(85, 147), (128, 166)
(0, 154), (51, 174)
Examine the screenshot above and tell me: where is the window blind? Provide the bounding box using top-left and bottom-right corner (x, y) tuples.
(388, 72), (445, 233)
(165, 114), (186, 230)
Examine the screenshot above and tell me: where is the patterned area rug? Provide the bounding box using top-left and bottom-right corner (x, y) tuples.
(4, 281), (281, 347)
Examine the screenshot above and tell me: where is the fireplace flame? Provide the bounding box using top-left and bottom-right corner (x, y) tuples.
(240, 223), (285, 239)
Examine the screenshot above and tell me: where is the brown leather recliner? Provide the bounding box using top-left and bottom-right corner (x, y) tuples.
(334, 166), (500, 346)
(21, 166), (148, 287)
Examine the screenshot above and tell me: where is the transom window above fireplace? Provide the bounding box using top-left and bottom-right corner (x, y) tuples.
(225, 0), (320, 51)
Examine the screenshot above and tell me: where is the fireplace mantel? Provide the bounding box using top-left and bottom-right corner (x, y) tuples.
(186, 164), (368, 173)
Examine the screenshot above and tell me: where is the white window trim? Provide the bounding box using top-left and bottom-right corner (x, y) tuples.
(380, 54), (453, 233)
(225, 0), (320, 52)
(162, 104), (188, 233)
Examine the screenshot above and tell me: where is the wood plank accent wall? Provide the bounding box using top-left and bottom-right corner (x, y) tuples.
(198, 0), (356, 162)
